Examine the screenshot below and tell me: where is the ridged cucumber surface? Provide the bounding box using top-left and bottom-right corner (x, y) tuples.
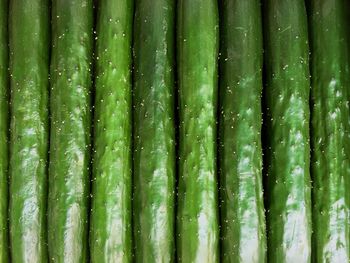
(263, 0), (312, 261)
(90, 0), (133, 262)
(0, 0), (9, 261)
(309, 0), (350, 261)
(219, 0), (266, 262)
(9, 0), (49, 262)
(133, 0), (176, 261)
(48, 0), (93, 262)
(177, 0), (219, 261)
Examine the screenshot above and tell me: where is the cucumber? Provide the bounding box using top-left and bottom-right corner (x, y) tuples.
(48, 0), (93, 262)
(0, 0), (9, 261)
(133, 0), (176, 261)
(177, 0), (219, 261)
(263, 0), (312, 261)
(89, 0), (133, 261)
(218, 0), (266, 262)
(308, 1), (350, 261)
(9, 0), (49, 262)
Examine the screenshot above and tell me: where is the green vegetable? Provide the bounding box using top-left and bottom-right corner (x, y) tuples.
(133, 0), (176, 261)
(0, 0), (9, 261)
(309, 0), (350, 261)
(48, 0), (93, 262)
(263, 0), (312, 261)
(218, 0), (266, 262)
(177, 0), (219, 261)
(89, 0), (133, 262)
(9, 0), (49, 262)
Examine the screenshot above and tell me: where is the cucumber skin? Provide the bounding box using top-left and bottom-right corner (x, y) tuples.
(90, 0), (133, 262)
(0, 0), (9, 261)
(219, 0), (266, 262)
(309, 1), (350, 261)
(177, 0), (219, 262)
(9, 1), (49, 262)
(48, 1), (93, 262)
(263, 0), (312, 262)
(133, 0), (176, 261)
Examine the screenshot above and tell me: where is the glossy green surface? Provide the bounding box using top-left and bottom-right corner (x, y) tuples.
(219, 1), (266, 262)
(309, 1), (350, 261)
(48, 0), (93, 262)
(0, 0), (8, 261)
(133, 0), (176, 261)
(9, 1), (49, 262)
(177, 0), (219, 261)
(263, 0), (312, 262)
(90, 0), (133, 262)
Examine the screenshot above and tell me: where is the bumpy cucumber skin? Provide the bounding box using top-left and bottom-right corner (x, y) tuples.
(133, 0), (176, 262)
(9, 1), (49, 262)
(90, 0), (133, 262)
(48, 0), (93, 262)
(309, 1), (350, 262)
(263, 0), (312, 262)
(219, 0), (266, 262)
(177, 0), (219, 262)
(0, 0), (9, 261)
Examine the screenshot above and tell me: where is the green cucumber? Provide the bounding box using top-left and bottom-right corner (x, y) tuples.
(90, 0), (133, 261)
(0, 0), (9, 261)
(48, 0), (93, 262)
(263, 0), (312, 261)
(218, 0), (266, 262)
(308, 0), (350, 261)
(9, 0), (49, 262)
(133, 0), (176, 261)
(177, 0), (219, 261)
